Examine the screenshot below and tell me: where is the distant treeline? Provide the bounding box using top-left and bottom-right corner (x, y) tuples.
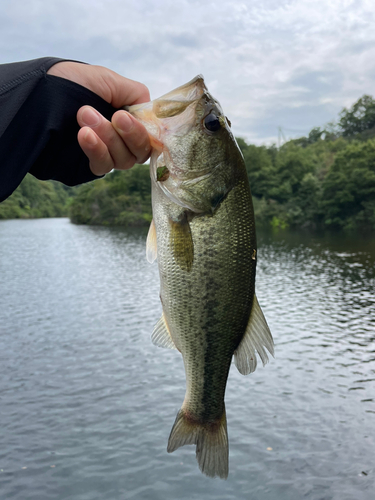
(239, 94), (375, 231)
(69, 164), (151, 226)
(1, 94), (375, 232)
(0, 174), (75, 220)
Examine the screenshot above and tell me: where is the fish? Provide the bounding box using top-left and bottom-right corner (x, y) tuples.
(127, 76), (274, 479)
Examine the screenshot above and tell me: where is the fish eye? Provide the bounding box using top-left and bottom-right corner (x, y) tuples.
(204, 113), (221, 133)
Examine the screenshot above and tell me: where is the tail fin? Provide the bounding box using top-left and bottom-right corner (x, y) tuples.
(167, 407), (229, 479)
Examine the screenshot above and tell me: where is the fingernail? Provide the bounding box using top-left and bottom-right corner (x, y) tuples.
(81, 107), (101, 127)
(115, 112), (133, 133)
(84, 128), (98, 146)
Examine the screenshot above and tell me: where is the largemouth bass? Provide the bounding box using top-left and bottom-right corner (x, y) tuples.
(127, 76), (274, 479)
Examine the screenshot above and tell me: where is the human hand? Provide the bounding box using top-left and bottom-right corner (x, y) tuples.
(47, 61), (151, 175)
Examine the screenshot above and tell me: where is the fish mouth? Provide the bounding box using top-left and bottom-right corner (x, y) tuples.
(154, 74), (206, 110)
(125, 75), (208, 143)
(126, 76), (224, 214)
(127, 75), (206, 118)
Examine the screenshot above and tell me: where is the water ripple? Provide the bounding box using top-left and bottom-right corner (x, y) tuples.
(0, 220), (374, 500)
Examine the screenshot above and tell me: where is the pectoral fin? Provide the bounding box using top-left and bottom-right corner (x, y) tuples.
(151, 312), (178, 350)
(146, 219), (157, 263)
(234, 295), (274, 375)
(169, 217), (194, 272)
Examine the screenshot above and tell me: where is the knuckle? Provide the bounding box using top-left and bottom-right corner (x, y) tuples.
(115, 153), (136, 170)
(131, 127), (151, 150)
(138, 83), (150, 101)
(94, 146), (113, 169)
(138, 151), (151, 164)
(104, 131), (118, 149)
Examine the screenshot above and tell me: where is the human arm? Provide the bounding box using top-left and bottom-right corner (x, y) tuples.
(0, 58), (151, 202)
(47, 61), (151, 176)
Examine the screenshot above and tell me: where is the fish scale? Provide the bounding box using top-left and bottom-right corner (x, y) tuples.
(127, 75), (274, 479)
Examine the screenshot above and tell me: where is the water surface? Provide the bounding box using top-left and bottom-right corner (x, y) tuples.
(0, 219), (374, 499)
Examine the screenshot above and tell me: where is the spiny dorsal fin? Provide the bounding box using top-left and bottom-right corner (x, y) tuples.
(169, 217), (194, 272)
(234, 294), (274, 375)
(151, 312), (177, 350)
(146, 219), (157, 263)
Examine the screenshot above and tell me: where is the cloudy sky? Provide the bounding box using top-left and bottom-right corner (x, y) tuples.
(1, 0), (375, 144)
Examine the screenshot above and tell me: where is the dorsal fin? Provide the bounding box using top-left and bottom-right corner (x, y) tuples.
(234, 295), (274, 375)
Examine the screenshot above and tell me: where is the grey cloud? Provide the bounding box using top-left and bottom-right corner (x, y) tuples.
(234, 99), (339, 145)
(289, 71), (339, 97)
(1, 0), (375, 144)
(169, 34), (200, 48)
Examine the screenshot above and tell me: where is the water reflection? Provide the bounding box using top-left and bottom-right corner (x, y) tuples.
(0, 219), (374, 500)
(256, 229), (375, 426)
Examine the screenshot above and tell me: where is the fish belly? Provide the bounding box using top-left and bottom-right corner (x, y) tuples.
(153, 177), (256, 478)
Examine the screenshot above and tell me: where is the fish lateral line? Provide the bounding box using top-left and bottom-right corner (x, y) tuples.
(129, 74), (273, 479)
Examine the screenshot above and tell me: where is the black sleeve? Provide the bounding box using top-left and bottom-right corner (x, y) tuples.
(0, 57), (119, 202)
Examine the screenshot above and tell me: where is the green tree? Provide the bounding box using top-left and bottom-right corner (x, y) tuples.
(321, 139), (375, 230)
(237, 138), (276, 198)
(292, 127), (323, 148)
(339, 95), (375, 137)
(69, 164), (152, 226)
(0, 174), (74, 219)
(269, 142), (317, 203)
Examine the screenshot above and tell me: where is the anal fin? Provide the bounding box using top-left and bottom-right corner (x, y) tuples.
(234, 294), (274, 375)
(151, 312), (177, 350)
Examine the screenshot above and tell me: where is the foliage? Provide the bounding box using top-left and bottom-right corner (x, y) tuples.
(338, 95), (375, 138)
(321, 140), (375, 230)
(234, 94), (375, 233)
(237, 138), (276, 198)
(69, 164), (152, 226)
(241, 133), (375, 232)
(0, 174), (74, 219)
(2, 95), (375, 233)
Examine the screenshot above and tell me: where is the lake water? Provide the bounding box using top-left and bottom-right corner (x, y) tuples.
(0, 218), (374, 500)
